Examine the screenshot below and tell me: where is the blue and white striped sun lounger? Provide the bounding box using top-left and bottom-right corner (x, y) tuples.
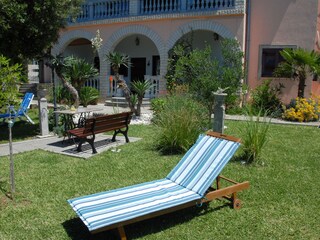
(0, 92), (34, 124)
(68, 131), (249, 239)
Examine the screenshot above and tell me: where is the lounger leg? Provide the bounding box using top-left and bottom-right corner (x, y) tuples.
(118, 226), (127, 240)
(232, 192), (241, 209)
(23, 112), (34, 124)
(216, 175), (221, 190)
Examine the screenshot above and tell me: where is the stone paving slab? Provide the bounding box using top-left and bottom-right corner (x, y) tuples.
(0, 134), (141, 159)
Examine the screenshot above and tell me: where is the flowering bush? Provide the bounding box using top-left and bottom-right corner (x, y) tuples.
(282, 97), (320, 122)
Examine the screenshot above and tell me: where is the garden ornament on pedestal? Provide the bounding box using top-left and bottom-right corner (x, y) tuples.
(213, 87), (228, 134)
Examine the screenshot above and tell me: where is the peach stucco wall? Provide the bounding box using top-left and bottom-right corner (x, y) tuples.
(62, 15), (245, 48)
(56, 14), (245, 98)
(247, 0), (318, 103)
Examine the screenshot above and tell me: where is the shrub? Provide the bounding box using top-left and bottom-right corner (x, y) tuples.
(56, 85), (73, 105)
(79, 86), (99, 107)
(240, 108), (270, 164)
(250, 79), (283, 116)
(151, 98), (166, 117)
(282, 97), (319, 122)
(131, 80), (152, 116)
(154, 94), (209, 154)
(0, 56), (23, 111)
(166, 39), (244, 120)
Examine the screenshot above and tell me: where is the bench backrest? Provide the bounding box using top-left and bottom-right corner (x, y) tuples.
(83, 112), (133, 135)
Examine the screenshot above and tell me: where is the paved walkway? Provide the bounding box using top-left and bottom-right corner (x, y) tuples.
(0, 103), (319, 159)
(0, 104), (149, 159)
(0, 134), (141, 159)
(224, 114), (320, 127)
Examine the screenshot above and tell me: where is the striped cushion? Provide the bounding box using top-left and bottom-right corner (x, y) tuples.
(167, 135), (240, 196)
(68, 179), (201, 231)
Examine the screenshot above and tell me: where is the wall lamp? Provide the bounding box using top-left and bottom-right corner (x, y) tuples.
(213, 33), (219, 41)
(135, 36), (140, 46)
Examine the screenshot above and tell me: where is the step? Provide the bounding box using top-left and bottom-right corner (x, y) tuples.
(105, 97), (151, 107)
(19, 83), (37, 95)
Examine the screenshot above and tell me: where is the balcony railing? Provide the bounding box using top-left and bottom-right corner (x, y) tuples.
(85, 78), (100, 90)
(70, 0), (242, 23)
(73, 0), (130, 22)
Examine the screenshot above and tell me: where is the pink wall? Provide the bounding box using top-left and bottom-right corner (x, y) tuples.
(247, 0), (318, 103)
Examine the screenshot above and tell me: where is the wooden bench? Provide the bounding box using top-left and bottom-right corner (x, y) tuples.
(68, 112), (133, 154)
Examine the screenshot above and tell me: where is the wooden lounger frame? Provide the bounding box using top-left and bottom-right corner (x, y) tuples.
(91, 132), (250, 240)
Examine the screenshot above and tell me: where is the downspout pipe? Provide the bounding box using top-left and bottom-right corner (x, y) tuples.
(244, 0), (251, 86)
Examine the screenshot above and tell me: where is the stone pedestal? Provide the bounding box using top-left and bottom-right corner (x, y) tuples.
(213, 92), (227, 134)
(38, 89), (49, 136)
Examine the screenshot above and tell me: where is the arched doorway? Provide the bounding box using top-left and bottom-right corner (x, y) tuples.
(63, 38), (100, 90)
(110, 34), (160, 98)
(173, 30), (224, 61)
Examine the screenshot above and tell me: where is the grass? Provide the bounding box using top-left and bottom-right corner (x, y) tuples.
(0, 122), (320, 239)
(0, 108), (40, 144)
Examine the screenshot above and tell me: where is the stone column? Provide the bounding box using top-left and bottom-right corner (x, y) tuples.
(213, 92), (227, 134)
(38, 89), (49, 136)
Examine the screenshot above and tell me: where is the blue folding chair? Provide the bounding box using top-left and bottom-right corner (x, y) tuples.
(0, 92), (34, 124)
(68, 131), (250, 239)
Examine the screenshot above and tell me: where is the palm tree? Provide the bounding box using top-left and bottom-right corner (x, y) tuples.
(105, 52), (136, 113)
(274, 48), (320, 98)
(50, 55), (98, 108)
(131, 80), (152, 116)
(51, 55), (80, 107)
(63, 56), (98, 93)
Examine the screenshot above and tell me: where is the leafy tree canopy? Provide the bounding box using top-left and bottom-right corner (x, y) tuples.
(0, 55), (23, 111)
(167, 38), (245, 119)
(0, 0), (84, 64)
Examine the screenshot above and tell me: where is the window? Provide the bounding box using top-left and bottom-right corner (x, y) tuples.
(259, 45), (296, 78)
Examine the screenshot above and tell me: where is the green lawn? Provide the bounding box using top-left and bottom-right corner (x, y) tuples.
(0, 122), (319, 239)
(0, 109), (40, 144)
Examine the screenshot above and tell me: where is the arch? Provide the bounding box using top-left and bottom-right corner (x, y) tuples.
(100, 25), (164, 58)
(100, 25), (166, 77)
(99, 25), (167, 93)
(167, 20), (236, 51)
(52, 30), (104, 60)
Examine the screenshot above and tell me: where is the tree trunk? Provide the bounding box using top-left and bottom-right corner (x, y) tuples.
(298, 72), (306, 98)
(55, 71), (80, 107)
(136, 97), (143, 116)
(113, 68), (136, 114)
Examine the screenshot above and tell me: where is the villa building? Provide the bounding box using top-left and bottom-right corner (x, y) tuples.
(49, 0), (320, 103)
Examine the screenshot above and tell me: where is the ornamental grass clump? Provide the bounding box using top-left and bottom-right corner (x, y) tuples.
(154, 94), (209, 154)
(282, 97), (319, 122)
(80, 86), (99, 107)
(240, 109), (270, 164)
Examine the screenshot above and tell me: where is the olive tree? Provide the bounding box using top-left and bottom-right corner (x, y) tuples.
(167, 39), (244, 120)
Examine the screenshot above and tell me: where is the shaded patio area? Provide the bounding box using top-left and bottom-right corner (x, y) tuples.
(0, 134), (141, 159)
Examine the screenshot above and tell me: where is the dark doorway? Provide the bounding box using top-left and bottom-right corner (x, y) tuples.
(131, 58), (146, 82)
(152, 55), (160, 76)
